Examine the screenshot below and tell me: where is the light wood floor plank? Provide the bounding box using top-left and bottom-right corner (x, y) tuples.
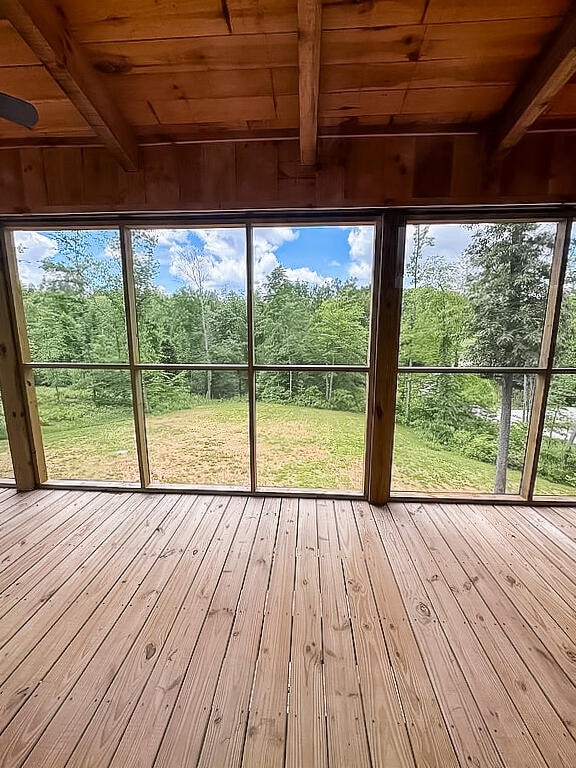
(0, 493), (148, 651)
(96, 496), (248, 768)
(512, 505), (576, 553)
(0, 490), (73, 545)
(392, 502), (550, 768)
(285, 498), (328, 768)
(57, 495), (235, 768)
(407, 502), (576, 768)
(0, 491), (574, 768)
(539, 506), (576, 543)
(2, 494), (200, 768)
(372, 504), (506, 768)
(242, 497), (298, 768)
(152, 498), (264, 768)
(0, 492), (107, 581)
(335, 500), (416, 767)
(198, 497), (281, 768)
(431, 503), (576, 743)
(316, 498), (371, 768)
(452, 504), (576, 666)
(352, 501), (460, 768)
(0, 492), (118, 610)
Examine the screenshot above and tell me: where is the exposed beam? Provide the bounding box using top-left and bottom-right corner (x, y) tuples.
(1, 0), (139, 170)
(489, 3), (576, 155)
(297, 0), (322, 166)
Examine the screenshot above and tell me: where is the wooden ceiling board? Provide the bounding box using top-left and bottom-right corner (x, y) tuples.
(105, 69), (281, 104)
(401, 85), (513, 117)
(318, 59), (525, 94)
(0, 100), (92, 138)
(418, 18), (560, 61)
(58, 0), (234, 43)
(319, 89), (407, 119)
(0, 64), (66, 101)
(424, 0), (569, 25)
(0, 20), (41, 65)
(147, 95), (279, 125)
(85, 33), (297, 74)
(544, 84), (576, 116)
(322, 0), (427, 29)
(58, 0), (429, 43)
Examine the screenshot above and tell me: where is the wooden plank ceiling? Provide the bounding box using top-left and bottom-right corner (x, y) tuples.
(1, 0), (576, 169)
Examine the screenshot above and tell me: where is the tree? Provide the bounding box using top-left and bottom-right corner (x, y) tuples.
(464, 223), (553, 492)
(171, 245), (214, 399)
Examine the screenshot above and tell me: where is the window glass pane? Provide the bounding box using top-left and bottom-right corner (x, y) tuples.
(132, 228), (247, 365)
(34, 369), (138, 482)
(535, 375), (576, 495)
(400, 223), (555, 368)
(0, 395), (14, 478)
(393, 373), (536, 494)
(254, 225), (374, 365)
(143, 370), (249, 487)
(555, 234), (576, 367)
(13, 229), (127, 363)
(256, 371), (366, 491)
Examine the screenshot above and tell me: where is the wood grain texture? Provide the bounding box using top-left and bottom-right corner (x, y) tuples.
(3, 0), (139, 169)
(489, 3), (576, 153)
(297, 0), (322, 165)
(3, 132), (576, 213)
(1, 490), (575, 767)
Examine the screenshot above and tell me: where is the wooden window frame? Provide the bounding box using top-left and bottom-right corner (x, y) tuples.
(0, 208), (574, 504)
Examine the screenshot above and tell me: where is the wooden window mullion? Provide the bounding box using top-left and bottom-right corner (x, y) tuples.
(520, 217), (572, 499)
(120, 226), (150, 488)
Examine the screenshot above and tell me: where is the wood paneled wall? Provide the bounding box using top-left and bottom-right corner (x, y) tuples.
(0, 133), (575, 214)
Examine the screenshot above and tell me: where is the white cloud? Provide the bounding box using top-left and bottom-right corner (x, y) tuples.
(13, 231), (58, 287)
(284, 266), (326, 285)
(166, 226), (306, 291)
(347, 226), (374, 284)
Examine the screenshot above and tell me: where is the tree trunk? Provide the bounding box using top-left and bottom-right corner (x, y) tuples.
(405, 369), (412, 422)
(198, 295), (211, 399)
(494, 374), (513, 493)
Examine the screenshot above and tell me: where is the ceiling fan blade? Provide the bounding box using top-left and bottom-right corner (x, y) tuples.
(0, 92), (39, 128)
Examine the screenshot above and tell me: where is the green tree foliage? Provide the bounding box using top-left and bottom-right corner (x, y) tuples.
(464, 222), (553, 492)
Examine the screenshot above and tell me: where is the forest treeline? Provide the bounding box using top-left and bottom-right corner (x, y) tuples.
(8, 223), (576, 490)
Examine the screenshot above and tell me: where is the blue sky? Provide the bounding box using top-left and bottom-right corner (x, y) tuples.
(14, 225), (375, 293)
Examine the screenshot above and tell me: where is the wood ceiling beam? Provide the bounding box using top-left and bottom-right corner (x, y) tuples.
(297, 0), (322, 166)
(1, 0), (139, 170)
(489, 3), (576, 155)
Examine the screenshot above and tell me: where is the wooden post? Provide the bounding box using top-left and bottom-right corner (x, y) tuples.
(366, 213), (406, 504)
(0, 228), (47, 488)
(120, 226), (150, 487)
(246, 223), (257, 491)
(520, 218), (571, 499)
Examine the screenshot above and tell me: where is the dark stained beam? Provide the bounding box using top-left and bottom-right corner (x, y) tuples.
(1, 0), (139, 170)
(489, 3), (576, 155)
(297, 0), (322, 166)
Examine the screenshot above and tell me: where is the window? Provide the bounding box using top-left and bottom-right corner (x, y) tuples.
(4, 212), (575, 500)
(393, 221), (557, 495)
(8, 220), (375, 493)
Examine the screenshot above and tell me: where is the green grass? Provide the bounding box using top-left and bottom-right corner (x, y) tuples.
(12, 388), (576, 496)
(392, 425), (576, 495)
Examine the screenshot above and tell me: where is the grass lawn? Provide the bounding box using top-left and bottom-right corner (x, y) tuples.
(11, 390), (576, 496)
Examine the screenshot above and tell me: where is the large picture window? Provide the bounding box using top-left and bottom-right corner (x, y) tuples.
(6, 220), (374, 493)
(1, 211), (575, 501)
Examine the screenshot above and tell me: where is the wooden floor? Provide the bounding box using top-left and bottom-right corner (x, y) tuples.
(0, 489), (575, 767)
